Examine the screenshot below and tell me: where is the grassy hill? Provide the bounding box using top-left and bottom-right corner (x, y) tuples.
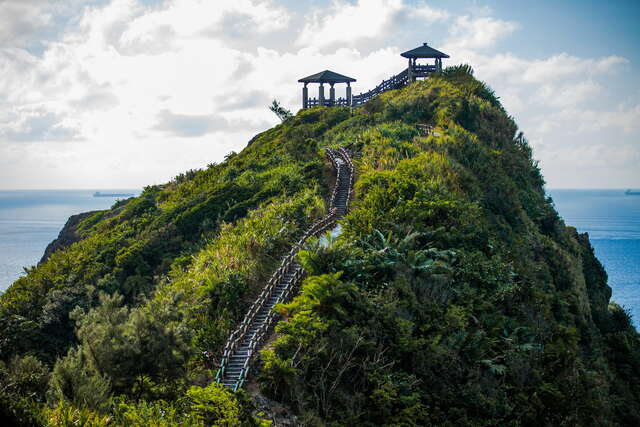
(1, 66), (639, 426)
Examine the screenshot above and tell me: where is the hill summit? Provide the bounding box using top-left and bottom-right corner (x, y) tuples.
(1, 66), (639, 426)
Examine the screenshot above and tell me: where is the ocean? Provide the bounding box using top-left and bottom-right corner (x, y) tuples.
(0, 190), (139, 293)
(0, 189), (638, 326)
(548, 189), (640, 326)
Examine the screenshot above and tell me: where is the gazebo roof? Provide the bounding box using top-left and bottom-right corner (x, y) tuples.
(401, 43), (449, 59)
(298, 70), (356, 84)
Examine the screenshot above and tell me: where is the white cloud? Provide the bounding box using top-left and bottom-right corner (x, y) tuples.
(296, 0), (448, 50)
(537, 142), (640, 188)
(521, 53), (627, 83)
(527, 102), (640, 137)
(457, 52), (627, 88)
(118, 0), (290, 47)
(446, 15), (518, 50)
(0, 107), (82, 142)
(0, 0), (637, 189)
(0, 1), (53, 49)
(534, 80), (602, 108)
(153, 109), (269, 137)
(568, 104), (640, 134)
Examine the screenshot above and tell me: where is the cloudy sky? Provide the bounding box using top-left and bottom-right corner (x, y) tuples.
(0, 0), (638, 189)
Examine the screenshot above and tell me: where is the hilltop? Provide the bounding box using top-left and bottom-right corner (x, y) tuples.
(1, 66), (639, 426)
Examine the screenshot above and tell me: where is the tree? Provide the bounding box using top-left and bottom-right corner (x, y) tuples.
(48, 291), (192, 407)
(49, 347), (111, 412)
(269, 100), (292, 122)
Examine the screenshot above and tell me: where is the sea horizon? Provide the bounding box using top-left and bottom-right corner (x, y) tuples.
(1, 188), (638, 327)
(0, 189), (140, 295)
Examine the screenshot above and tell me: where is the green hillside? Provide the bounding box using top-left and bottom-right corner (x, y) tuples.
(1, 66), (639, 426)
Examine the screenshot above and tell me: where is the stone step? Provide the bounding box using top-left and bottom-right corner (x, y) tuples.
(230, 353), (248, 358)
(216, 152), (353, 391)
(228, 365), (244, 371)
(232, 354), (249, 361)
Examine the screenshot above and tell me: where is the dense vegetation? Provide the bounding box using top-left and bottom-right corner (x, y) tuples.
(1, 66), (639, 426)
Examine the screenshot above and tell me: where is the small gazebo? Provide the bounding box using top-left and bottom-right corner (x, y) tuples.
(298, 70), (356, 109)
(401, 42), (449, 82)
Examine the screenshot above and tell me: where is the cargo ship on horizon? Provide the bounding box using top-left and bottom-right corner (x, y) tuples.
(93, 191), (134, 198)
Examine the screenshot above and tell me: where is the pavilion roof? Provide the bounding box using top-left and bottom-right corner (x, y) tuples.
(298, 70), (356, 84)
(401, 43), (449, 59)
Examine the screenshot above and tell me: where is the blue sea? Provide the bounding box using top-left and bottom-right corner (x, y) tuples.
(0, 189), (638, 326)
(0, 190), (139, 293)
(548, 190), (640, 326)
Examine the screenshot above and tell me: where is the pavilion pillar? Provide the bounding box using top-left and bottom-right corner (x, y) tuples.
(346, 82), (352, 106)
(408, 58), (414, 83)
(319, 83), (325, 106)
(302, 83), (308, 109)
(329, 83), (335, 105)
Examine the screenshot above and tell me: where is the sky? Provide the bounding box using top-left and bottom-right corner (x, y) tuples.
(0, 0), (638, 189)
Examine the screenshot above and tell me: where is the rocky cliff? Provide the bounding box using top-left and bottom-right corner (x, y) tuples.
(39, 211), (98, 264)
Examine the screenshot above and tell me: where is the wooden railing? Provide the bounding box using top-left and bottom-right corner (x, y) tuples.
(413, 64), (437, 73)
(351, 68), (408, 106)
(215, 148), (354, 391)
(307, 97), (350, 107)
(304, 63), (439, 109)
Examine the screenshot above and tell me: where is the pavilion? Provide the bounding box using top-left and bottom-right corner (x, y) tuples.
(298, 70), (356, 109)
(298, 43), (449, 109)
(401, 42), (450, 82)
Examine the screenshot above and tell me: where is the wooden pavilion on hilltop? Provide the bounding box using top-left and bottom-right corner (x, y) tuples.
(298, 42), (449, 109)
(401, 42), (450, 82)
(298, 70), (356, 108)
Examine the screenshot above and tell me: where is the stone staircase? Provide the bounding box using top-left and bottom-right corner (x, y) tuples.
(215, 147), (354, 391)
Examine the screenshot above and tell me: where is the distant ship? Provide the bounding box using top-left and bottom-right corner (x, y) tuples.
(93, 191), (134, 198)
(624, 189), (640, 196)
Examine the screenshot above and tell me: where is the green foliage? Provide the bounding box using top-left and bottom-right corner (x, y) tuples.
(441, 64), (503, 110)
(110, 385), (267, 426)
(49, 346), (112, 411)
(113, 398), (186, 426)
(1, 355), (50, 401)
(48, 291), (191, 409)
(0, 67), (638, 426)
(0, 355), (49, 426)
(186, 383), (241, 425)
(256, 74), (640, 425)
(46, 400), (111, 427)
(269, 99), (293, 122)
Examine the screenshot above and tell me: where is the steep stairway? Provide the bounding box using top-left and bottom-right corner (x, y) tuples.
(215, 148), (354, 391)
